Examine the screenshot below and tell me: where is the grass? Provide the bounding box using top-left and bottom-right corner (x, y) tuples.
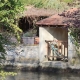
(20, 0), (44, 7)
(20, 0), (71, 11)
(21, 0), (75, 7)
(20, 0), (79, 11)
(61, 0), (74, 3)
(21, 0), (75, 5)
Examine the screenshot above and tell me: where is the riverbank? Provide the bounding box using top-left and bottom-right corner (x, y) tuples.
(0, 44), (80, 73)
(1, 61), (80, 74)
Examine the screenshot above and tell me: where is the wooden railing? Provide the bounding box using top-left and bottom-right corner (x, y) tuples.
(45, 40), (68, 61)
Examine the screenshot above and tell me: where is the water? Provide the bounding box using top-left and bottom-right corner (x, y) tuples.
(4, 71), (80, 80)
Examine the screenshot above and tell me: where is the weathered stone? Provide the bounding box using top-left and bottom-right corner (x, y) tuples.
(3, 45), (39, 68)
(40, 61), (68, 69)
(1, 44), (80, 72)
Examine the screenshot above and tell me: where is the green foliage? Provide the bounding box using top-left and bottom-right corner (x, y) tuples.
(0, 0), (23, 41)
(34, 0), (44, 8)
(61, 0), (74, 3)
(0, 71), (17, 80)
(69, 28), (80, 54)
(23, 29), (37, 37)
(23, 32), (33, 37)
(70, 28), (79, 41)
(43, 0), (67, 10)
(21, 0), (75, 9)
(0, 34), (6, 60)
(0, 0), (24, 59)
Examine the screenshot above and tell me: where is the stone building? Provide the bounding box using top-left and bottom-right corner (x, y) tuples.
(36, 8), (80, 63)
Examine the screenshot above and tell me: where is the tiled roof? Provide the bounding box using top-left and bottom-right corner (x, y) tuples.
(36, 14), (68, 27)
(36, 8), (80, 28)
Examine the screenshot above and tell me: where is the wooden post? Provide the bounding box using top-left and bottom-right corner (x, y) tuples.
(67, 42), (68, 59)
(62, 42), (64, 56)
(64, 41), (68, 60)
(64, 42), (65, 60)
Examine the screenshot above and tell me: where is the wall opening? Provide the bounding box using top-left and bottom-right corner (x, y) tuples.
(18, 16), (48, 35)
(39, 27), (68, 62)
(18, 16), (48, 45)
(45, 28), (68, 61)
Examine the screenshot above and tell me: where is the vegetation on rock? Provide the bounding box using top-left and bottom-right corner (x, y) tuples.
(0, 71), (17, 80)
(0, 0), (24, 60)
(69, 28), (80, 54)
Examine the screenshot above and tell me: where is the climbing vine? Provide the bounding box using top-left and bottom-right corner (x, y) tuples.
(0, 0), (24, 59)
(69, 27), (80, 55)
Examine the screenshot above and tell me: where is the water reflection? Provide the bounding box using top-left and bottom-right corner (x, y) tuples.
(5, 71), (80, 80)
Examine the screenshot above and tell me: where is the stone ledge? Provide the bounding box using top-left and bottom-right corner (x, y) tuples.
(40, 61), (68, 69)
(2, 61), (80, 74)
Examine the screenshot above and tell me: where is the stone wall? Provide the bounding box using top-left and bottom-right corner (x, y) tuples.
(0, 30), (80, 71)
(2, 45), (39, 70)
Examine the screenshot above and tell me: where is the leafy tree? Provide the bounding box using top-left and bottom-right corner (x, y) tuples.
(0, 0), (24, 60)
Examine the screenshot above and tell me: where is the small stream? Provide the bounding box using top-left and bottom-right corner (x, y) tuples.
(4, 71), (80, 80)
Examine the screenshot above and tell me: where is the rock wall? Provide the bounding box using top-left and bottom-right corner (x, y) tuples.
(1, 39), (80, 71)
(2, 45), (39, 70)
